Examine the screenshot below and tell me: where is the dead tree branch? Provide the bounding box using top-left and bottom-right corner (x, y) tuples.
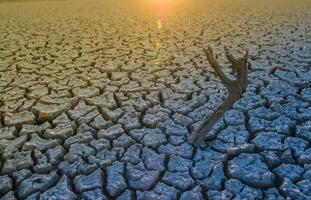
(188, 46), (249, 146)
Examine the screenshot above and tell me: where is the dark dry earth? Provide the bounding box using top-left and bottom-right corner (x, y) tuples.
(0, 0), (311, 199)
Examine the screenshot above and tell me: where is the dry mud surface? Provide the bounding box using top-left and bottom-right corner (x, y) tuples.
(0, 0), (311, 199)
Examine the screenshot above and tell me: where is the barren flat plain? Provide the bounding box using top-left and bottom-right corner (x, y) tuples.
(0, 0), (311, 199)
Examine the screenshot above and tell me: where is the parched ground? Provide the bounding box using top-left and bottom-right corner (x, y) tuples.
(0, 0), (311, 199)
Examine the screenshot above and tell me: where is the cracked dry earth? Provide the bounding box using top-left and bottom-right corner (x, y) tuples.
(0, 0), (311, 199)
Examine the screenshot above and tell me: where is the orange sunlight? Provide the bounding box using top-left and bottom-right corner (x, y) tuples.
(146, 0), (175, 17)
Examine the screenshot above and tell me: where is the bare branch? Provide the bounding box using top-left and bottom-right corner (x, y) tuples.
(188, 46), (249, 146)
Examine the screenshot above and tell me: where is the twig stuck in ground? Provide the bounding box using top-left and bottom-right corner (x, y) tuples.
(188, 46), (249, 146)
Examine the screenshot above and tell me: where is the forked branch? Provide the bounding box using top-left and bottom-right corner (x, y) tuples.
(188, 46), (249, 146)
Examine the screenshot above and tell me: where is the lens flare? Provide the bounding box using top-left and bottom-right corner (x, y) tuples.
(155, 41), (161, 49)
(156, 19), (163, 29)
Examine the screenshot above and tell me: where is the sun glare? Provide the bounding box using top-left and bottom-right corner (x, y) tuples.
(139, 0), (187, 31)
(144, 0), (182, 18)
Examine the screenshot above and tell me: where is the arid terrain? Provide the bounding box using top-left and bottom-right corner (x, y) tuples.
(0, 0), (311, 199)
